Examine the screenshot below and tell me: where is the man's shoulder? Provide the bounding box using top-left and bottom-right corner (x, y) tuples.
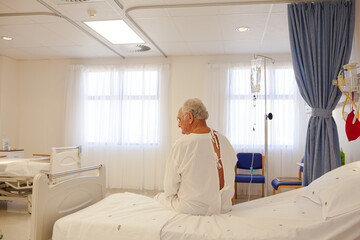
(173, 134), (205, 147)
(215, 132), (231, 143)
(174, 134), (195, 145)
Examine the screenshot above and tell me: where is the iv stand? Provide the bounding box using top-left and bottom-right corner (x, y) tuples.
(254, 54), (275, 197)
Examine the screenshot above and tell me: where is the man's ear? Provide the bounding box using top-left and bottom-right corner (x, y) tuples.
(188, 112), (194, 124)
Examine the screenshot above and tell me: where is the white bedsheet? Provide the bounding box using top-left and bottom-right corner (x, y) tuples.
(53, 192), (177, 240)
(52, 190), (360, 240)
(0, 158), (49, 176)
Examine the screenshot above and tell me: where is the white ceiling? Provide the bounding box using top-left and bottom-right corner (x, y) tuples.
(0, 0), (291, 60)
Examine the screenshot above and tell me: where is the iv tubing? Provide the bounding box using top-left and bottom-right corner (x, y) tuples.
(337, 77), (358, 121)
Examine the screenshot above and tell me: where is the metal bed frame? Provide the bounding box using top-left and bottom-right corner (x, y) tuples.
(0, 146), (81, 213)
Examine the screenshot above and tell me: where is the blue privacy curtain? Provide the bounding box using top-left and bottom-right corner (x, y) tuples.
(288, 0), (355, 186)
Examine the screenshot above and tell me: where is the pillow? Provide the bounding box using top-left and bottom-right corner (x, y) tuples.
(301, 161), (360, 219)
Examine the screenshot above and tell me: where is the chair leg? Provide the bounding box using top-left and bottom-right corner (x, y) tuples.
(277, 188), (280, 194)
(262, 184), (264, 198)
(273, 188), (275, 195)
(234, 182), (237, 199)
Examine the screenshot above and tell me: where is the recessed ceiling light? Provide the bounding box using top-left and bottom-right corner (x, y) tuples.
(236, 26), (250, 32)
(84, 20), (144, 44)
(2, 36), (13, 41)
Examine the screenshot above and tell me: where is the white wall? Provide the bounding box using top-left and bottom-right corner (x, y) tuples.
(0, 56), (18, 149)
(17, 60), (68, 156)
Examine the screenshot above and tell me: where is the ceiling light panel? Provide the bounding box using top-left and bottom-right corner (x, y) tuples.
(84, 20), (144, 44)
(220, 14), (268, 40)
(2, 36), (13, 41)
(236, 26), (250, 32)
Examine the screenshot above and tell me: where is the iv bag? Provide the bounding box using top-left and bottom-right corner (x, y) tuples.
(344, 63), (360, 93)
(250, 58), (262, 93)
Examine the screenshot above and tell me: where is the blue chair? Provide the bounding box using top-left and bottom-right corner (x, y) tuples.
(271, 157), (304, 195)
(235, 153), (265, 198)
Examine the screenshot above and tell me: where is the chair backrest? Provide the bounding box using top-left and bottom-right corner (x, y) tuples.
(299, 156), (304, 180)
(236, 153), (263, 170)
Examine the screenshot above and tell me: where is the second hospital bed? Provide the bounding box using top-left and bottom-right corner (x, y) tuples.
(30, 160), (360, 240)
(0, 146), (81, 212)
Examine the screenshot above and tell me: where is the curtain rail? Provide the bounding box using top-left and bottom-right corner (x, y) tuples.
(0, 12), (60, 17)
(125, 0), (320, 14)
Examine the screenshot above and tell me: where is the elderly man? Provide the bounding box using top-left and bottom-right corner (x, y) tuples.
(155, 98), (237, 215)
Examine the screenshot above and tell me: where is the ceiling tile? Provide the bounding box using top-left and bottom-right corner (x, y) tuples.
(271, 3), (288, 13)
(220, 13), (269, 41)
(0, 0), (50, 12)
(187, 41), (224, 55)
(156, 41), (191, 56)
(172, 15), (223, 42)
(20, 45), (118, 59)
(223, 39), (262, 54)
(258, 40), (291, 53)
(0, 16), (36, 26)
(55, 1), (121, 21)
(127, 9), (170, 18)
(0, 2), (13, 13)
(0, 46), (41, 59)
(262, 13), (289, 40)
(134, 17), (183, 43)
(168, 6), (220, 17)
(29, 14), (66, 24)
(40, 22), (102, 46)
(218, 4), (272, 15)
(0, 25), (43, 47)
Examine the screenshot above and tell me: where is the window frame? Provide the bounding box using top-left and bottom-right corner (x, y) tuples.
(227, 67), (296, 148)
(84, 69), (161, 146)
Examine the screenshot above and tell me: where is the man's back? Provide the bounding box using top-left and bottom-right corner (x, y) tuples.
(159, 131), (237, 215)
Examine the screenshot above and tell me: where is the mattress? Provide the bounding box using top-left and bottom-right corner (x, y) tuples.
(0, 158), (50, 177)
(52, 189), (360, 240)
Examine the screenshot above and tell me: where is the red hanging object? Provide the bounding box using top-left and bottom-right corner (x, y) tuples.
(345, 110), (360, 141)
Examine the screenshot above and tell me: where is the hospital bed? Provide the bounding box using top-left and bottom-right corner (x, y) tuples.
(0, 146), (81, 213)
(31, 161), (360, 240)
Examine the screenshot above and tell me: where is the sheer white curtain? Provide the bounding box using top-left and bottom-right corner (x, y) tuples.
(205, 61), (308, 195)
(65, 64), (171, 190)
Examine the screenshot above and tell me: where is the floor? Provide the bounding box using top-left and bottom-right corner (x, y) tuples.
(0, 190), (260, 240)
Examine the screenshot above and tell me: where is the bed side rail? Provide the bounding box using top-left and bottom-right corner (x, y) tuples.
(51, 145), (82, 158)
(45, 164), (101, 182)
(31, 164), (105, 240)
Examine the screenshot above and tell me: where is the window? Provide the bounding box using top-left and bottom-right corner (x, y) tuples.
(227, 66), (297, 148)
(85, 69), (159, 145)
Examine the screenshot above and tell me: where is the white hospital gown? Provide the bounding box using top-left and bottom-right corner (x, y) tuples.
(155, 131), (237, 215)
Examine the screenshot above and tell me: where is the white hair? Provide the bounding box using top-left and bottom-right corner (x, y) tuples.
(182, 98), (209, 120)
